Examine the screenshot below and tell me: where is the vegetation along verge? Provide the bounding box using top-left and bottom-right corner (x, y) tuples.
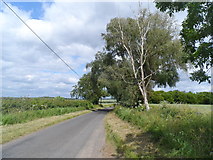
(105, 112), (159, 158)
(108, 104), (211, 158)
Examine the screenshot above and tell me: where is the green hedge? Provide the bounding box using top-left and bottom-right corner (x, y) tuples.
(114, 105), (212, 158)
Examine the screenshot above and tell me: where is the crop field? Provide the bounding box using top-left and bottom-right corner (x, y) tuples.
(187, 104), (212, 113)
(0, 97), (94, 125)
(150, 104), (212, 114)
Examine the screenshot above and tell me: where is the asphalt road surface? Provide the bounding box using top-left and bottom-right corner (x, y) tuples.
(2, 107), (114, 158)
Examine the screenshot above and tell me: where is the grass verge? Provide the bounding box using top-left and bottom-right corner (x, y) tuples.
(0, 110), (90, 144)
(105, 112), (159, 158)
(114, 105), (212, 158)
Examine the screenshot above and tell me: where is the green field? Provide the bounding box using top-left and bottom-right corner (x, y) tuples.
(1, 97), (94, 125)
(150, 104), (211, 114)
(187, 104), (212, 113)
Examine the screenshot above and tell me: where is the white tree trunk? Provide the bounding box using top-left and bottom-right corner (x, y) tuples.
(143, 90), (150, 111)
(118, 16), (151, 111)
(138, 83), (150, 111)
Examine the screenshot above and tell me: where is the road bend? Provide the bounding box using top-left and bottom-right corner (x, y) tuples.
(2, 108), (113, 158)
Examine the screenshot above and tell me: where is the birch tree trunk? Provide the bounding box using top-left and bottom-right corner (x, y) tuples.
(118, 15), (151, 111)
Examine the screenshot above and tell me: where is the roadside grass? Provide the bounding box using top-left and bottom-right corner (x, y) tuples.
(0, 110), (91, 144)
(105, 112), (159, 158)
(114, 104), (212, 158)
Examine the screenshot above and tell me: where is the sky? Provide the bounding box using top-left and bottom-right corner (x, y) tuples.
(1, 0), (211, 98)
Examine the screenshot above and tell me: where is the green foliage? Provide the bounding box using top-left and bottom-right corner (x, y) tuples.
(149, 91), (165, 104)
(114, 105), (212, 158)
(155, 2), (213, 83)
(103, 11), (185, 88)
(149, 90), (212, 104)
(196, 92), (213, 104)
(75, 9), (185, 108)
(71, 52), (110, 104)
(190, 69), (211, 84)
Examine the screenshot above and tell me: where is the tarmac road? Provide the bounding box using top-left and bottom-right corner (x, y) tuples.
(2, 107), (113, 158)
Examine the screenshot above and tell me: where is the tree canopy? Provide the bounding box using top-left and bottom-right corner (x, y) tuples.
(71, 9), (186, 109)
(155, 1), (213, 83)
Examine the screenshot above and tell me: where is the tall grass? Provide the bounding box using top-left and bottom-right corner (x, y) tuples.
(114, 104), (212, 158)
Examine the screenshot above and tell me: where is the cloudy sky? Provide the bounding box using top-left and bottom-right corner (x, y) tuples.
(1, 0), (211, 98)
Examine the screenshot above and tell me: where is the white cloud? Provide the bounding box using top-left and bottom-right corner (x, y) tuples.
(153, 70), (211, 93)
(1, 1), (210, 98)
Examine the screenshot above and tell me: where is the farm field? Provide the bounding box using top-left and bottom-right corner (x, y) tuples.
(0, 97), (94, 125)
(187, 104), (212, 113)
(150, 104), (212, 114)
(0, 97), (99, 144)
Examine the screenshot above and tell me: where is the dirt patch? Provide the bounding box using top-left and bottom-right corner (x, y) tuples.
(101, 139), (117, 158)
(104, 112), (159, 158)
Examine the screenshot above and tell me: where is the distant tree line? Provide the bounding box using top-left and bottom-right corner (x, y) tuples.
(149, 90), (212, 104)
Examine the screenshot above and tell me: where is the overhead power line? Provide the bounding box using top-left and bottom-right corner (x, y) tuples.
(2, 0), (80, 77)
